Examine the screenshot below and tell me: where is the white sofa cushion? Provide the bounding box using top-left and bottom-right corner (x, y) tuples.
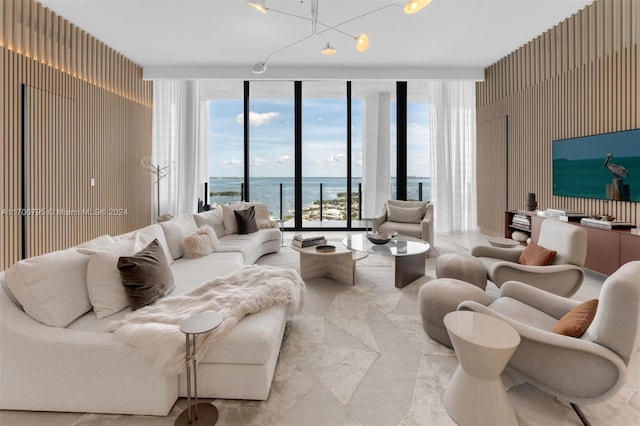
(160, 214), (199, 260)
(222, 202), (246, 235)
(193, 209), (225, 238)
(136, 224), (173, 265)
(80, 234), (151, 319)
(76, 234), (115, 249)
(5, 248), (93, 327)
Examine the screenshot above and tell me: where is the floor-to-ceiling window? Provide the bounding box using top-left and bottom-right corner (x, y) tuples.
(206, 80), (429, 230)
(207, 81), (244, 206)
(407, 82), (430, 201)
(301, 82), (348, 226)
(248, 82), (295, 223)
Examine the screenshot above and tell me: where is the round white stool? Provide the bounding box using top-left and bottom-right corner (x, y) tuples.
(175, 311), (223, 426)
(443, 311), (521, 426)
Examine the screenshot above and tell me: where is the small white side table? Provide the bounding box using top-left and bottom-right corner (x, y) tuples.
(443, 311), (521, 426)
(175, 311), (223, 426)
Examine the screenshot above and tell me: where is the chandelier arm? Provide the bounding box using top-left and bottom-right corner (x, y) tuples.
(263, 33), (316, 63)
(315, 3), (400, 36)
(267, 8), (313, 23)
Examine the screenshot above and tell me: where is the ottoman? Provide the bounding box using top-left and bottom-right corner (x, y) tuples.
(436, 253), (487, 290)
(418, 278), (490, 347)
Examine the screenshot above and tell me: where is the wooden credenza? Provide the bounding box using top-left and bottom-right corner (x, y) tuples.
(506, 213), (640, 275)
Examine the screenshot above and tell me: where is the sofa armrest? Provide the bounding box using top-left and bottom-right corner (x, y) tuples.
(498, 281), (582, 319)
(420, 203), (434, 246)
(489, 262), (584, 297)
(471, 245), (524, 262)
(371, 204), (388, 232)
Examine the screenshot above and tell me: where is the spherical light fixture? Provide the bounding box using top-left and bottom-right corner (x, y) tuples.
(252, 61), (267, 74)
(404, 0), (431, 15)
(355, 33), (369, 52)
(246, 0), (267, 14)
(321, 42), (337, 56)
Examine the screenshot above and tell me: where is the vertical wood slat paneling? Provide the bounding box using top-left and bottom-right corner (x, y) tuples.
(0, 0), (151, 107)
(475, 0), (639, 236)
(1, 0), (153, 270)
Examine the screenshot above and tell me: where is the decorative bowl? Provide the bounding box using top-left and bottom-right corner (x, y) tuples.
(365, 232), (397, 245)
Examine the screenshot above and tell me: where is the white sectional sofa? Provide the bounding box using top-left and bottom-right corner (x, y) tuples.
(0, 205), (287, 416)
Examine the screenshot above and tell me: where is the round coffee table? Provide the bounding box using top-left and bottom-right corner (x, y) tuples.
(443, 310), (521, 426)
(342, 234), (430, 288)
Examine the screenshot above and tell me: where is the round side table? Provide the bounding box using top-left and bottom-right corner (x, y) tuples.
(443, 311), (521, 426)
(175, 311), (223, 426)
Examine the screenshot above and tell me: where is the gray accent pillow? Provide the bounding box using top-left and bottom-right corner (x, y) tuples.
(234, 206), (258, 234)
(387, 204), (423, 223)
(118, 239), (175, 311)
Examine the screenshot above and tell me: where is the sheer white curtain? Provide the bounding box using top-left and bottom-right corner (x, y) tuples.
(152, 81), (208, 218)
(427, 81), (477, 233)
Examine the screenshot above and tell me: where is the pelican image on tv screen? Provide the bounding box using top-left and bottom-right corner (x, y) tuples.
(552, 129), (640, 202)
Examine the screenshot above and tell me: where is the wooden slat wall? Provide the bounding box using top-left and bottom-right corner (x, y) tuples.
(476, 116), (508, 236)
(1, 1), (153, 270)
(476, 0), (639, 235)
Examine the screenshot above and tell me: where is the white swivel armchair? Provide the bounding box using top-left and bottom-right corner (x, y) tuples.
(472, 219), (587, 297)
(458, 261), (640, 426)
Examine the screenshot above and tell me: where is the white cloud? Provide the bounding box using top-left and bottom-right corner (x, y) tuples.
(251, 157), (268, 167)
(277, 155), (293, 164)
(235, 111), (280, 127)
(222, 159), (241, 166)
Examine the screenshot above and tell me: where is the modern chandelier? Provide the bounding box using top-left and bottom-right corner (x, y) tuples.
(248, 0), (432, 74)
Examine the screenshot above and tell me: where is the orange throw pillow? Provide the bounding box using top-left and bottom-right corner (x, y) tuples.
(551, 299), (598, 337)
(517, 241), (557, 266)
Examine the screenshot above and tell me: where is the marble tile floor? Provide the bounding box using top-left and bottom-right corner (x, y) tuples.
(1, 231), (639, 426)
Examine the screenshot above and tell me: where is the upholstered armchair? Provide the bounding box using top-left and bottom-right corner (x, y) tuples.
(372, 200), (434, 246)
(471, 219), (587, 297)
(458, 261), (640, 425)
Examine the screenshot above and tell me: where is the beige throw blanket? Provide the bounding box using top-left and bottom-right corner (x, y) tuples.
(110, 265), (306, 374)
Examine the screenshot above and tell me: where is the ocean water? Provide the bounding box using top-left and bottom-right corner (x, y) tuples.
(553, 156), (640, 201)
(208, 177), (431, 219)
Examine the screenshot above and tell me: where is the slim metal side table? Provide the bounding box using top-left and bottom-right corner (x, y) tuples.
(175, 311), (223, 426)
(275, 219), (286, 247)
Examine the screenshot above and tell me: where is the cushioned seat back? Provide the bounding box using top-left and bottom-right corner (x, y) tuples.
(387, 200), (427, 217)
(537, 219), (587, 266)
(583, 261), (640, 365)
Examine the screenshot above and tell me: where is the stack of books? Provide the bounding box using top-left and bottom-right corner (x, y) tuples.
(580, 218), (634, 230)
(291, 234), (327, 248)
(511, 213), (530, 230)
(542, 209), (586, 221)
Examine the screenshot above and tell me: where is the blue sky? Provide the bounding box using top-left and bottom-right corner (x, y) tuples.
(209, 97), (430, 178)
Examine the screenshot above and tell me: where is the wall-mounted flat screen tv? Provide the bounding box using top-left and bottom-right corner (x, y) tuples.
(552, 129), (640, 202)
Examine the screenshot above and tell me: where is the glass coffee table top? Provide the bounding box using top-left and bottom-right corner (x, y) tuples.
(342, 234), (430, 257)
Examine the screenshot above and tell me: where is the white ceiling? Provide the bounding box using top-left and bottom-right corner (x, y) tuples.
(40, 0), (593, 80)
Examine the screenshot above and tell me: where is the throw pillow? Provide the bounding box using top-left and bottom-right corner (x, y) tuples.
(80, 233), (152, 319)
(159, 214), (198, 260)
(234, 206), (259, 234)
(75, 234), (115, 249)
(551, 299), (598, 337)
(193, 208), (225, 238)
(517, 241), (557, 266)
(387, 204), (423, 223)
(5, 248), (93, 327)
(118, 239), (176, 311)
(245, 202), (278, 229)
(183, 225), (219, 258)
(222, 202), (246, 235)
